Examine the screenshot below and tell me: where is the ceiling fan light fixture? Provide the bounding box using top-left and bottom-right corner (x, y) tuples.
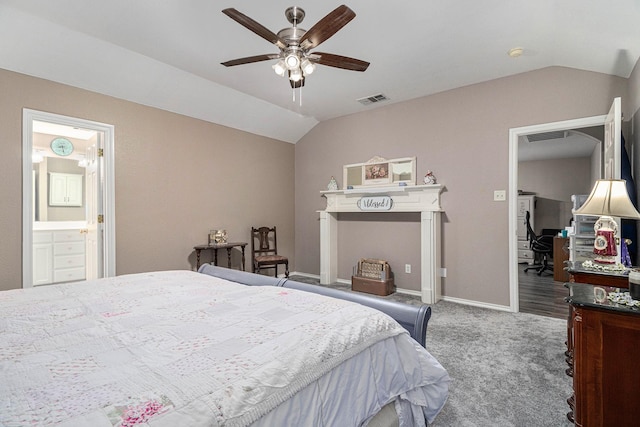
(289, 68), (303, 82)
(285, 53), (300, 70)
(301, 58), (315, 75)
(272, 60), (286, 76)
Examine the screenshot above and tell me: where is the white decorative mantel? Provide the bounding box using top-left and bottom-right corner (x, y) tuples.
(319, 184), (444, 304)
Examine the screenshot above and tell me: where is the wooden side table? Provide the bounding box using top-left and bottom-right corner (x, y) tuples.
(194, 242), (247, 270)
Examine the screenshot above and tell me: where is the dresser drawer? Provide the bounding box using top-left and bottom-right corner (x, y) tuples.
(54, 230), (84, 243)
(54, 241), (85, 256)
(54, 254), (85, 269)
(54, 267), (85, 283)
(517, 240), (530, 251)
(518, 250), (534, 260)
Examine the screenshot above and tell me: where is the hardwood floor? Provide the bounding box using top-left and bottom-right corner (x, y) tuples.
(518, 263), (569, 320)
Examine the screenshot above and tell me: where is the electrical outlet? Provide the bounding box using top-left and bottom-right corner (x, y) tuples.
(405, 264), (411, 274)
(494, 190), (506, 201)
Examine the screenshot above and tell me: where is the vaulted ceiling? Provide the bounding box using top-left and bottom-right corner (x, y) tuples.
(1, 1), (638, 143)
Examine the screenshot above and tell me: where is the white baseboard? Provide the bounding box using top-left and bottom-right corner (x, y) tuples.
(440, 295), (513, 312)
(290, 272), (425, 299)
(290, 272), (514, 312)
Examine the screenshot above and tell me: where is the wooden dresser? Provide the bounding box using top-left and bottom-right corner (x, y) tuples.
(565, 282), (640, 426)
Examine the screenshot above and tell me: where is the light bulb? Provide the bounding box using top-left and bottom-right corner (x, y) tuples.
(285, 54), (300, 70)
(32, 150), (44, 163)
(272, 60), (286, 76)
(301, 59), (315, 75)
(289, 68), (302, 82)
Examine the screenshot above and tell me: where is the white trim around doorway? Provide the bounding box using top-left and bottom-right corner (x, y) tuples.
(22, 109), (116, 288)
(508, 115), (606, 312)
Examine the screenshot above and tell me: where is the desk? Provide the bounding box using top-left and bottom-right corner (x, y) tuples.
(194, 242), (247, 270)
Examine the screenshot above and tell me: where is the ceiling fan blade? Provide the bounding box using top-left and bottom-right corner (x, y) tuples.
(299, 5), (356, 50)
(310, 52), (369, 71)
(221, 54), (280, 67)
(222, 8), (286, 49)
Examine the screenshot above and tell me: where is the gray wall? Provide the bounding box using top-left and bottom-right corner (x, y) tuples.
(0, 68), (295, 291)
(294, 66), (629, 306)
(519, 157), (593, 201)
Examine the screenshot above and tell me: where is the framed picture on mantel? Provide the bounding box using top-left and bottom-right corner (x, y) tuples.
(343, 156), (416, 189)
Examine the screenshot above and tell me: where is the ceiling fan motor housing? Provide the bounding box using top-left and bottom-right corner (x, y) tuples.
(285, 6), (305, 25)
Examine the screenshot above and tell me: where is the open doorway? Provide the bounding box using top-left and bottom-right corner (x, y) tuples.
(22, 109), (116, 288)
(516, 128), (602, 317)
(508, 114), (612, 313)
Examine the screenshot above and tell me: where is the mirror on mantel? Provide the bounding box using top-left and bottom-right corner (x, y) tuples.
(343, 156), (417, 189)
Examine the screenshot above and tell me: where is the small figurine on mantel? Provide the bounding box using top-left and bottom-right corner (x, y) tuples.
(327, 176), (339, 191)
(423, 170), (437, 185)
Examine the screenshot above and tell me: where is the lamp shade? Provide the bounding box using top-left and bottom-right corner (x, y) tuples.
(574, 179), (640, 219)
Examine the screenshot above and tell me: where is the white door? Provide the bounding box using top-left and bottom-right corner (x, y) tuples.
(603, 97), (622, 179)
(85, 134), (103, 280)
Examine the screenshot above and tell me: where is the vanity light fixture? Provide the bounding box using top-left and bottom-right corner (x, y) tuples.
(32, 150), (44, 163)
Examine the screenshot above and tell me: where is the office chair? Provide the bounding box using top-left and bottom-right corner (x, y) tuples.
(523, 211), (554, 276)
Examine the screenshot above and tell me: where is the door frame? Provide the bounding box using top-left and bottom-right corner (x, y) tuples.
(22, 109), (116, 288)
(508, 114), (607, 312)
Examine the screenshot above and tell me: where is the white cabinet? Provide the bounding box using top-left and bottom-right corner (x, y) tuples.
(33, 231), (53, 286)
(49, 173), (83, 207)
(33, 229), (85, 285)
(517, 195), (536, 264)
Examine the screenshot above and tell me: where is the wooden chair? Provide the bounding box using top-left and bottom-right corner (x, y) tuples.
(251, 226), (289, 277)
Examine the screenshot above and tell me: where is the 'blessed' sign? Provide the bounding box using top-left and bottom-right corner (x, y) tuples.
(357, 196), (393, 211)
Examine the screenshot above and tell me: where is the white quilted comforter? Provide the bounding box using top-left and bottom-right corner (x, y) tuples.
(0, 271), (449, 426)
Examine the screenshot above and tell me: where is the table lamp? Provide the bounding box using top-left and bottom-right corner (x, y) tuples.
(573, 179), (640, 265)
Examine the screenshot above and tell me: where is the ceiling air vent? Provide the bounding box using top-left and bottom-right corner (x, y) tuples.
(525, 130), (569, 143)
(357, 93), (389, 106)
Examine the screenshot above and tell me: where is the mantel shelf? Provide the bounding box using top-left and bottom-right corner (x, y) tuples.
(321, 183), (443, 196)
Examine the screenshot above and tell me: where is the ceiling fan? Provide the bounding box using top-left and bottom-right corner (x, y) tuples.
(221, 5), (369, 88)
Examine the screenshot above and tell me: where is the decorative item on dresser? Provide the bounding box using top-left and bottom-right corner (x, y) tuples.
(565, 281), (640, 426)
(573, 179), (640, 265)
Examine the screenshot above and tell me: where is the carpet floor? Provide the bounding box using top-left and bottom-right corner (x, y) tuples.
(289, 276), (574, 426)
(426, 301), (573, 426)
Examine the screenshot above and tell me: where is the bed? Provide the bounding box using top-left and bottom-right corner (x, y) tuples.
(0, 268), (449, 426)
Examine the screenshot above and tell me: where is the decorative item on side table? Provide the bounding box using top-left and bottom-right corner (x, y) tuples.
(209, 229), (228, 245)
(423, 170), (437, 184)
(573, 179), (640, 267)
(327, 176), (339, 191)
(351, 258), (395, 296)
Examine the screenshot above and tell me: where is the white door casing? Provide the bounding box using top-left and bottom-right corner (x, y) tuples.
(22, 109), (115, 288)
(508, 105), (619, 312)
